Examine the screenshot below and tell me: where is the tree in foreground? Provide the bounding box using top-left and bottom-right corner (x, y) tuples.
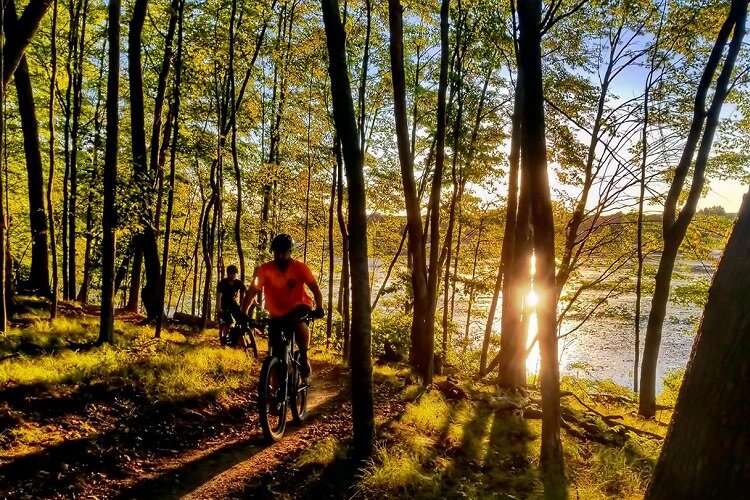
(639, 0), (748, 417)
(646, 187), (750, 496)
(98, 0), (120, 345)
(516, 0), (565, 488)
(320, 0), (375, 459)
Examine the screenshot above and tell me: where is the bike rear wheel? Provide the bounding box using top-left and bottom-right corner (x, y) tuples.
(259, 356), (287, 442)
(290, 362), (308, 424)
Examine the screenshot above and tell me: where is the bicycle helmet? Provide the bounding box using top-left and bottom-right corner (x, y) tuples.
(270, 233), (294, 253)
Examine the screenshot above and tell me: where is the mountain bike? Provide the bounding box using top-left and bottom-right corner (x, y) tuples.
(219, 316), (259, 358)
(253, 310), (314, 442)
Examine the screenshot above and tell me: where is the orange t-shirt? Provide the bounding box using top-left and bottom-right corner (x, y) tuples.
(255, 259), (315, 318)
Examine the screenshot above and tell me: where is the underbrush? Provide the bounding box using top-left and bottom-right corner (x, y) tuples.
(355, 374), (667, 499)
(0, 317), (256, 402)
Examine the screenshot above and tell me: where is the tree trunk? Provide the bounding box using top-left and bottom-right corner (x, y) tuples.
(639, 0), (746, 418)
(12, 45), (49, 296)
(47, 0), (59, 317)
(128, 0), (162, 322)
(496, 83), (528, 387)
(99, 0), (120, 345)
(517, 0), (564, 481)
(126, 249), (143, 311)
(388, 0), (430, 378)
(1, 0), (54, 87)
(77, 43), (106, 304)
(335, 139), (351, 363)
(326, 162), (336, 348)
(463, 219), (483, 348)
(7, 0), (52, 301)
(155, 0), (184, 339)
(321, 0), (375, 460)
(420, 0), (450, 384)
(228, 0), (245, 282)
(67, 0), (88, 301)
(646, 188), (750, 497)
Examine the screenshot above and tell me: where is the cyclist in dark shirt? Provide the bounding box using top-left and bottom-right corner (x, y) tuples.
(217, 265), (247, 340)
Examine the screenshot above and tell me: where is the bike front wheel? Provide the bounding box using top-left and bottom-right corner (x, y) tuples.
(258, 356), (287, 442)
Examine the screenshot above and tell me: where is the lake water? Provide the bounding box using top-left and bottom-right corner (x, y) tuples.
(452, 256), (713, 391)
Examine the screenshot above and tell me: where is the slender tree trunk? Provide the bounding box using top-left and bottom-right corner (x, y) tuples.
(388, 0), (429, 377)
(639, 0), (746, 417)
(228, 0), (245, 281)
(77, 182), (94, 303)
(517, 0), (564, 482)
(155, 0), (183, 339)
(60, 0), (78, 300)
(321, 0), (375, 459)
(420, 0), (450, 383)
(99, 0), (120, 345)
(12, 49), (49, 296)
(148, 0), (177, 176)
(128, 0), (162, 321)
(463, 219), (483, 348)
(303, 72), (312, 263)
(335, 139), (351, 362)
(646, 185), (750, 497)
(0, 6), (6, 331)
(67, 0), (88, 301)
(126, 249), (143, 311)
(47, 0), (59, 317)
(450, 180), (465, 320)
(326, 163), (336, 348)
(497, 83), (527, 387)
(77, 42), (106, 304)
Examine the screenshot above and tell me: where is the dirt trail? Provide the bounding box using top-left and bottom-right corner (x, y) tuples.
(116, 365), (349, 500)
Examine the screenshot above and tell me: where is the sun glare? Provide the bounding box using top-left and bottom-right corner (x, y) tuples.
(525, 290), (538, 307)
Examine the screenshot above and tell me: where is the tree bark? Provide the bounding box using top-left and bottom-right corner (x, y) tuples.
(326, 162), (336, 348)
(639, 0), (747, 418)
(47, 0), (59, 317)
(463, 219), (483, 347)
(155, 0), (184, 339)
(10, 22), (49, 297)
(517, 0), (564, 481)
(335, 139), (351, 363)
(388, 0), (430, 377)
(321, 0), (375, 460)
(646, 187), (750, 497)
(497, 83), (530, 388)
(99, 0), (120, 345)
(229, 0), (245, 281)
(128, 0), (162, 321)
(1, 0), (54, 88)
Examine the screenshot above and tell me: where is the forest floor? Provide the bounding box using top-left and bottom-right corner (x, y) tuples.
(0, 302), (673, 499)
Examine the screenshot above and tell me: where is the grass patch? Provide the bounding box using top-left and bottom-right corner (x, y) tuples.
(296, 436), (345, 468)
(357, 373), (664, 499)
(0, 317), (256, 403)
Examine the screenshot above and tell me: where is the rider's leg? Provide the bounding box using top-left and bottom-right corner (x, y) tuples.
(294, 321), (312, 379)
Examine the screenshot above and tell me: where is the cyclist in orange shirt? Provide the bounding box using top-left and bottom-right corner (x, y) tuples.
(243, 234), (325, 379)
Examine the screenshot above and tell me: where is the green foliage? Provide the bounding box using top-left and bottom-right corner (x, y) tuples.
(371, 309), (412, 357)
(672, 277), (711, 308)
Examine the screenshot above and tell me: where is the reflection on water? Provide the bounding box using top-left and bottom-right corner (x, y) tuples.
(475, 261), (706, 391)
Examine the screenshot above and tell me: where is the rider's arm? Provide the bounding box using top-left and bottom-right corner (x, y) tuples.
(242, 272), (261, 314)
(216, 291), (223, 316)
(307, 278), (324, 312)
